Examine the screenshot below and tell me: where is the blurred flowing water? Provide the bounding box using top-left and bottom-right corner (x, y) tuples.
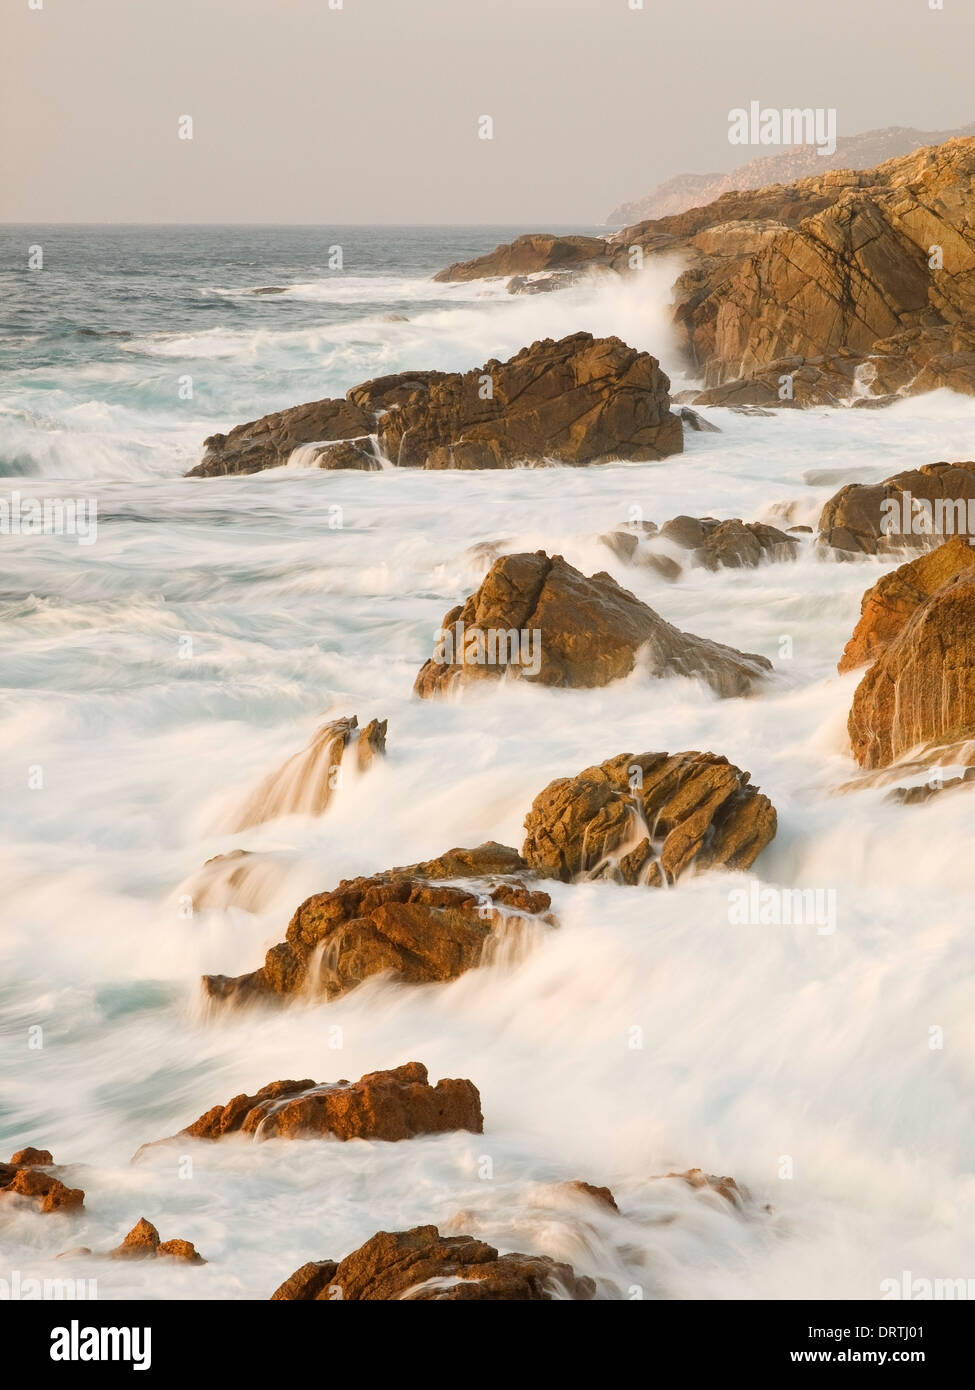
(1, 225), (974, 1298)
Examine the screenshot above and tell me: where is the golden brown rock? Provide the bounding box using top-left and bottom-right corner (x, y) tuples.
(848, 568), (975, 768)
(414, 551), (771, 699)
(523, 751), (776, 886)
(0, 1149), (84, 1214)
(158, 1063), (482, 1145)
(109, 1219), (205, 1264)
(819, 462), (975, 555)
(561, 1181), (619, 1212)
(188, 397), (372, 477)
(377, 333), (682, 469)
(270, 1225), (595, 1301)
(839, 535), (975, 671)
(203, 844), (552, 1004)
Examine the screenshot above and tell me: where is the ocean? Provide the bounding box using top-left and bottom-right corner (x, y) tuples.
(1, 224), (974, 1298)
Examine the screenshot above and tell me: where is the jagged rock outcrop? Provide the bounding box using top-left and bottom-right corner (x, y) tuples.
(668, 141), (975, 389)
(376, 334), (681, 468)
(0, 1149), (84, 1214)
(434, 234), (612, 283)
(438, 140), (975, 405)
(605, 122), (975, 225)
(188, 335), (681, 476)
(839, 535), (975, 671)
(230, 714), (386, 831)
(203, 843), (552, 1004)
(522, 751), (776, 886)
(848, 568), (975, 767)
(414, 551), (771, 698)
(270, 1225), (595, 1301)
(818, 462), (975, 555)
(146, 1064), (482, 1146)
(109, 1218), (205, 1264)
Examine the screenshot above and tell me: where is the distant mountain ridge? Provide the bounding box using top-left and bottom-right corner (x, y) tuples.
(605, 121), (975, 225)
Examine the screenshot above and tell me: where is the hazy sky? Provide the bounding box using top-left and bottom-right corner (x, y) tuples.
(3, 0), (974, 225)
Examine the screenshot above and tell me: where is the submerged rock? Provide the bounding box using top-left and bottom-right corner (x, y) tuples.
(414, 551), (771, 699)
(658, 515), (798, 570)
(179, 849), (294, 914)
(202, 843), (552, 1004)
(848, 568), (975, 767)
(885, 768), (975, 804)
(522, 751), (776, 885)
(148, 1063), (482, 1147)
(0, 1150), (84, 1214)
(839, 535), (975, 671)
(665, 1168), (745, 1208)
(270, 1225), (595, 1300)
(230, 714), (386, 831)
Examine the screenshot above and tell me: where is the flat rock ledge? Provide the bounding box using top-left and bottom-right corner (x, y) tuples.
(139, 1063), (483, 1148)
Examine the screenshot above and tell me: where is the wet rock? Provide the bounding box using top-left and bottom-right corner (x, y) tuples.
(414, 551), (770, 699)
(666, 1168), (745, 1207)
(522, 750), (776, 885)
(309, 437), (380, 471)
(190, 334), (680, 475)
(434, 233), (612, 283)
(109, 1218), (205, 1264)
(848, 568), (975, 767)
(202, 844), (552, 1004)
(179, 849), (294, 914)
(599, 527), (682, 581)
(678, 405), (722, 432)
(187, 397), (372, 477)
(0, 1150), (84, 1214)
(377, 333), (682, 469)
(885, 768), (975, 804)
(230, 714), (386, 831)
(818, 461), (975, 555)
(154, 1063), (482, 1145)
(270, 1225), (595, 1300)
(839, 535), (975, 671)
(506, 272), (582, 295)
(659, 515), (798, 570)
(561, 1181), (619, 1212)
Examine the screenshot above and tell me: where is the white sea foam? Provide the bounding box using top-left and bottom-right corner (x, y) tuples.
(1, 265), (975, 1300)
